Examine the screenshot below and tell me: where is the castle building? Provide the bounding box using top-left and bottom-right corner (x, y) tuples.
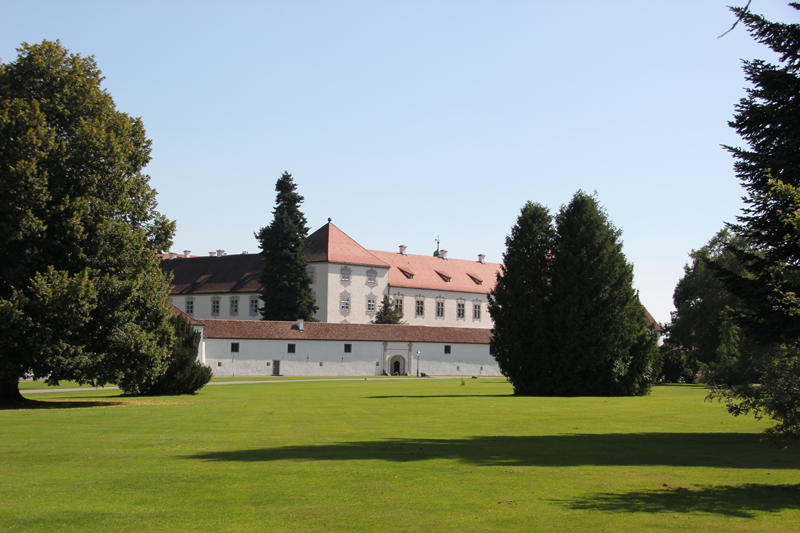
(162, 222), (502, 329)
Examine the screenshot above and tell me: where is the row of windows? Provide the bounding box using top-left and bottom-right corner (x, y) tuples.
(186, 296), (259, 317)
(340, 267), (378, 286)
(418, 300), (481, 320)
(232, 342), (454, 354)
(236, 343), (354, 353)
(339, 295), (482, 320)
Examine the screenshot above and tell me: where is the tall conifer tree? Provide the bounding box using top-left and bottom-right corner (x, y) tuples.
(255, 172), (318, 321)
(489, 193), (660, 396)
(488, 202), (554, 395)
(549, 191), (659, 396)
(708, 4), (800, 444)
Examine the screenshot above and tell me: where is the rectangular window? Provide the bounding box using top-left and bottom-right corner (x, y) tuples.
(444, 345), (451, 354)
(394, 298), (403, 314)
(211, 297), (220, 316)
(250, 296), (259, 315)
(230, 297), (239, 316)
(231, 342), (239, 353)
(340, 266), (351, 284)
(287, 343), (296, 353)
(436, 301), (444, 318)
(473, 303), (481, 320)
(185, 298), (194, 316)
(367, 298), (376, 313)
(341, 296), (350, 311)
(457, 302), (465, 319)
(344, 344), (352, 353)
(415, 300), (424, 317)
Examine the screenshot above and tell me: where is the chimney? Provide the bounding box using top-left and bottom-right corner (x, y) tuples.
(168, 252), (177, 260)
(399, 245), (407, 255)
(297, 318), (304, 332)
(242, 251), (248, 254)
(209, 252), (216, 256)
(183, 250), (191, 258)
(440, 249), (448, 260)
(478, 254), (485, 264)
(216, 249), (225, 257)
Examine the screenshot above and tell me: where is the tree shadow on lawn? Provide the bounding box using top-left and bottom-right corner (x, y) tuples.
(368, 395), (512, 399)
(186, 433), (800, 470)
(559, 483), (800, 518)
(0, 398), (125, 410)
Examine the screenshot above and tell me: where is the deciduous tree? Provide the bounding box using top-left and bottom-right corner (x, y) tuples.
(0, 40), (176, 402)
(666, 229), (763, 384)
(255, 172), (318, 321)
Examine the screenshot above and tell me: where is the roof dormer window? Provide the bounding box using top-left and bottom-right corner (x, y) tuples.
(435, 270), (451, 282)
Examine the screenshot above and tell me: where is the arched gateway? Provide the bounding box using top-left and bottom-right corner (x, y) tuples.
(388, 354), (406, 375)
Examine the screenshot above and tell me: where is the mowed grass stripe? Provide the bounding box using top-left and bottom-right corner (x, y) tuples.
(2, 380), (799, 532)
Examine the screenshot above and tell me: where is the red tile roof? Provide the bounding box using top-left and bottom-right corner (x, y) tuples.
(369, 249), (502, 294)
(202, 320), (492, 344)
(169, 304), (206, 326)
(162, 253), (262, 295)
(306, 223), (389, 267)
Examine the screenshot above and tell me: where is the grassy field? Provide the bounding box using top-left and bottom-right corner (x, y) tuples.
(2, 379), (799, 532)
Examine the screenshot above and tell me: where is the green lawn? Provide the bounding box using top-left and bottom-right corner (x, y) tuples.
(2, 380), (799, 532)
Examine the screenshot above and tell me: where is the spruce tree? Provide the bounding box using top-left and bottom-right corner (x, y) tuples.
(372, 295), (405, 324)
(549, 191), (659, 396)
(255, 172), (318, 321)
(488, 202), (554, 395)
(708, 4), (800, 444)
(141, 315), (211, 395)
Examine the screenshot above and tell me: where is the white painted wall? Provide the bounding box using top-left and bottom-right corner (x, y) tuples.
(171, 293), (262, 321)
(201, 337), (502, 377)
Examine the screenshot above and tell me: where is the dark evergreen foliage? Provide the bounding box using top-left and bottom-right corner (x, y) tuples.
(488, 202), (555, 396)
(141, 315), (211, 395)
(0, 41), (176, 402)
(548, 192), (660, 396)
(489, 193), (660, 397)
(372, 295), (405, 324)
(255, 172), (318, 321)
(709, 4), (800, 444)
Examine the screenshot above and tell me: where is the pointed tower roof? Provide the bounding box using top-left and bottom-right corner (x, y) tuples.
(306, 222), (389, 268)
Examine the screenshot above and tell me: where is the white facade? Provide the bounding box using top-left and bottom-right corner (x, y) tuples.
(201, 336), (501, 378)
(171, 293), (261, 321)
(307, 262), (490, 328)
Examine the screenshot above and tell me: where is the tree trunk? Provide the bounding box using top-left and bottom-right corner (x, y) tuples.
(0, 375), (25, 404)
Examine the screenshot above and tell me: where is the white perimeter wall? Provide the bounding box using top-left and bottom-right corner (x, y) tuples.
(202, 337), (502, 377)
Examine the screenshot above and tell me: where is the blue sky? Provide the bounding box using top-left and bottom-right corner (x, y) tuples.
(3, 1), (798, 324)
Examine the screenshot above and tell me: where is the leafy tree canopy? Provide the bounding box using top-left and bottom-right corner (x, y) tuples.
(0, 40), (176, 402)
(665, 229), (764, 384)
(255, 172), (318, 321)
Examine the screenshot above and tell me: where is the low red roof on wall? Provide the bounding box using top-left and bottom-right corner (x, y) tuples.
(202, 320), (493, 344)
